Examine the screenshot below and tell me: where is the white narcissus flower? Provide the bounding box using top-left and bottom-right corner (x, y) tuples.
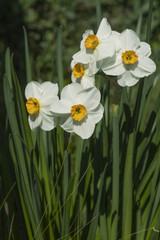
(25, 81), (58, 131)
(101, 29), (156, 87)
(71, 59), (95, 89)
(73, 18), (119, 74)
(50, 83), (104, 139)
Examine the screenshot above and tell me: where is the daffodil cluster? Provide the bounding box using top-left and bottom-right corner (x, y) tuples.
(72, 18), (156, 88)
(25, 18), (156, 139)
(25, 81), (103, 139)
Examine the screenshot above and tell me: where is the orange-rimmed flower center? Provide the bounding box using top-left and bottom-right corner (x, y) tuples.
(122, 50), (138, 64)
(85, 34), (99, 49)
(71, 104), (87, 122)
(26, 97), (40, 115)
(73, 64), (85, 79)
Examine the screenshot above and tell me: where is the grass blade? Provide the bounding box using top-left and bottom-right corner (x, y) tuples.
(122, 133), (134, 239)
(56, 26), (64, 93)
(110, 105), (119, 240)
(87, 164), (107, 240)
(23, 26), (32, 83)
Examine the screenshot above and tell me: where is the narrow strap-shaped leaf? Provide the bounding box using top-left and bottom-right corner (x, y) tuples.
(5, 48), (12, 90)
(87, 164), (107, 240)
(9, 134), (33, 240)
(39, 129), (52, 215)
(23, 26), (32, 83)
(152, 208), (160, 240)
(96, 0), (101, 30)
(56, 26), (64, 93)
(3, 75), (31, 201)
(61, 174), (76, 240)
(122, 133), (134, 239)
(110, 105), (119, 240)
(63, 151), (69, 203)
(72, 136), (83, 198)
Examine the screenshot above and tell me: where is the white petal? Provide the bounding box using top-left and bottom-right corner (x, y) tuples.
(40, 82), (58, 95)
(73, 117), (95, 139)
(96, 59), (104, 69)
(40, 106), (53, 116)
(71, 72), (77, 83)
(71, 77), (82, 85)
(131, 56), (156, 78)
(73, 50), (91, 64)
(120, 29), (140, 51)
(96, 18), (111, 39)
(60, 115), (73, 132)
(40, 83), (59, 106)
(81, 75), (95, 89)
(84, 63), (90, 70)
(117, 71), (139, 87)
(88, 55), (99, 74)
(96, 40), (115, 61)
(111, 30), (120, 38)
(136, 42), (151, 57)
(109, 31), (121, 52)
(25, 81), (42, 100)
(61, 83), (83, 105)
(117, 77), (127, 87)
(82, 30), (94, 39)
(71, 73), (95, 88)
(71, 59), (75, 69)
(77, 87), (101, 110)
(102, 54), (125, 76)
(80, 30), (94, 50)
(28, 113), (42, 130)
(40, 112), (57, 131)
(88, 103), (104, 124)
(40, 93), (59, 107)
(50, 100), (71, 115)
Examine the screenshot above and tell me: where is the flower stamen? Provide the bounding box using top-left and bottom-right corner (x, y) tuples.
(26, 97), (40, 115)
(85, 34), (99, 49)
(73, 64), (85, 78)
(71, 104), (87, 121)
(122, 50), (138, 64)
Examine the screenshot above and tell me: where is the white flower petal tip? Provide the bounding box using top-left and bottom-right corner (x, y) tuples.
(52, 83), (104, 139)
(120, 29), (140, 51)
(25, 81), (59, 131)
(117, 71), (139, 87)
(131, 56), (156, 78)
(96, 18), (111, 39)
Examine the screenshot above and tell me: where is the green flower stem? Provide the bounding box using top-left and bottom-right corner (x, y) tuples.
(97, 71), (122, 105)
